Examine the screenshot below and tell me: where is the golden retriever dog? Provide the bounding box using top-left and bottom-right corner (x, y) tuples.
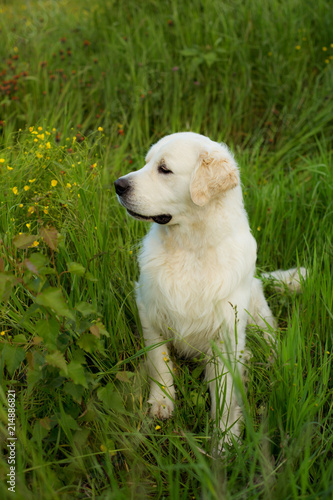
(114, 132), (306, 450)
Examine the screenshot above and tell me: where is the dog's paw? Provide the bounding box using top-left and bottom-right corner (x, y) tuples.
(149, 398), (174, 420)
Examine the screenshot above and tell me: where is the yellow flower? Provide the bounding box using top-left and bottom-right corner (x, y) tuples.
(43, 209), (48, 214)
(51, 180), (58, 187)
(24, 185), (30, 191)
(295, 45), (301, 50)
(322, 47), (327, 51)
(26, 223), (31, 229)
(34, 139), (38, 143)
(1, 330), (6, 336)
(28, 206), (35, 214)
(19, 204), (23, 207)
(98, 127), (103, 132)
(0, 158), (5, 163)
(29, 178), (36, 183)
(32, 241), (39, 247)
(7, 166), (13, 171)
(46, 142), (51, 149)
(37, 133), (44, 140)
(155, 425), (161, 431)
(257, 226), (261, 231)
(29, 126), (34, 132)
(12, 187), (18, 195)
(38, 126), (43, 131)
(66, 183), (72, 188)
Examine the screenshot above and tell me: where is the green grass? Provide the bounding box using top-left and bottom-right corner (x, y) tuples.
(0, 0), (332, 498)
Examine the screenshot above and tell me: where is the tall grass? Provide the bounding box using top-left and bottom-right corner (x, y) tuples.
(0, 0), (332, 498)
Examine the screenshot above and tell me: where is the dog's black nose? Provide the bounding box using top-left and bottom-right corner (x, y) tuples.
(114, 177), (130, 196)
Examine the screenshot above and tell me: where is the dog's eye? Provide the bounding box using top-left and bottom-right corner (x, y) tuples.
(158, 164), (173, 175)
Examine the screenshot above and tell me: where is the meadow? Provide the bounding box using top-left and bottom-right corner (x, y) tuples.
(0, 0), (332, 498)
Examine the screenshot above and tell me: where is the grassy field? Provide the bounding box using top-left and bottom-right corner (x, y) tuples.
(0, 0), (332, 498)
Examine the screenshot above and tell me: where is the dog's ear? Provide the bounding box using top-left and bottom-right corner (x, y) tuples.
(190, 149), (239, 206)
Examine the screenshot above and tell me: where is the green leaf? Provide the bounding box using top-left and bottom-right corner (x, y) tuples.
(2, 344), (25, 376)
(12, 334), (27, 343)
(57, 412), (80, 431)
(0, 272), (17, 302)
(90, 321), (109, 337)
(73, 428), (90, 447)
(75, 301), (97, 316)
(63, 381), (85, 403)
(203, 51), (218, 67)
(67, 360), (88, 388)
(39, 226), (58, 250)
(67, 262), (86, 276)
(13, 233), (37, 249)
(97, 383), (125, 412)
(115, 371), (135, 383)
(45, 351), (68, 375)
(24, 253), (52, 276)
(28, 252), (49, 270)
(27, 368), (44, 395)
(24, 258), (39, 274)
(35, 318), (59, 351)
(77, 333), (99, 353)
(180, 48), (199, 57)
(85, 271), (98, 282)
(35, 287), (75, 320)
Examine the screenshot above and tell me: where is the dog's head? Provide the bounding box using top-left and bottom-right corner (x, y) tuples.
(114, 132), (240, 225)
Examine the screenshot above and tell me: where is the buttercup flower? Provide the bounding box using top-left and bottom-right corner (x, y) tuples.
(51, 180), (58, 187)
(0, 158), (5, 163)
(12, 186), (18, 194)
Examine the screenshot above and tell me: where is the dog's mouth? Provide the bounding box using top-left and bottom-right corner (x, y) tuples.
(127, 209), (172, 225)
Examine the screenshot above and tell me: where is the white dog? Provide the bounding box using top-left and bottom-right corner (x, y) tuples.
(114, 132), (305, 449)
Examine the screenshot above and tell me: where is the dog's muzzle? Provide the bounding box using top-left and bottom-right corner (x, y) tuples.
(114, 177), (172, 225)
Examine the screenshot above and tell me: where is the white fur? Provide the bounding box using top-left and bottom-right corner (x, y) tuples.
(115, 132), (306, 450)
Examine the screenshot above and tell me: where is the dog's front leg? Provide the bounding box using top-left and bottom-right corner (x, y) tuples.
(137, 302), (175, 419)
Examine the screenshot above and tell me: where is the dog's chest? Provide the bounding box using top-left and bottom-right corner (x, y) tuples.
(138, 244), (225, 337)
